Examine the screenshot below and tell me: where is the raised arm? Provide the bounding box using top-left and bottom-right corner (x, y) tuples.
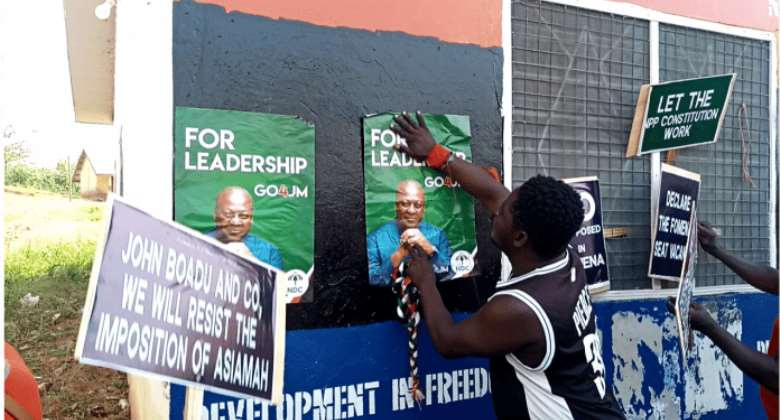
(699, 222), (778, 295)
(668, 298), (778, 392)
(704, 323), (779, 393)
(391, 112), (509, 214)
(404, 247), (541, 358)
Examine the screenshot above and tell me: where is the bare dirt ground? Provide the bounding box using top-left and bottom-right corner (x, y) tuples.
(5, 187), (130, 419)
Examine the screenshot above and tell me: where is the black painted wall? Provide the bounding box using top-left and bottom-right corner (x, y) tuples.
(173, 0), (504, 329)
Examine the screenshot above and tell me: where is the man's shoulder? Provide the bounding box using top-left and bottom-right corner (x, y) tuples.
(485, 293), (537, 319)
(479, 295), (545, 349)
(419, 221), (447, 236)
(244, 234), (280, 252)
(367, 221), (398, 238)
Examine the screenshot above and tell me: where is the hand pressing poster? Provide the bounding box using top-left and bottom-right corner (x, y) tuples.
(363, 113), (478, 286)
(174, 107), (315, 303)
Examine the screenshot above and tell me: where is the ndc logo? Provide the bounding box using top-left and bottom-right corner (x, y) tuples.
(254, 184), (309, 199)
(451, 250), (475, 276)
(285, 269), (309, 303)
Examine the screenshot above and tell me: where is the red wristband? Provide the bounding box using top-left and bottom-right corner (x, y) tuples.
(481, 166), (501, 183)
(426, 144), (452, 170)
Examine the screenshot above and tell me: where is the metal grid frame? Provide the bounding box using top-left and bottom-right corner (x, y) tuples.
(659, 24), (773, 286)
(511, 0), (651, 289)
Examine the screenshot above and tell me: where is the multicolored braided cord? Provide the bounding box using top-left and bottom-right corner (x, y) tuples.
(392, 261), (425, 406)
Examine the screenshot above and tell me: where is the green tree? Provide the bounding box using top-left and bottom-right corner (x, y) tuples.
(4, 127), (33, 187)
(4, 125), (29, 167)
(3, 126), (77, 194)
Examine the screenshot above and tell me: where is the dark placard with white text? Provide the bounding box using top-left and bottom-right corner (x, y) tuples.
(648, 164), (701, 281)
(565, 177), (610, 293)
(75, 198), (286, 403)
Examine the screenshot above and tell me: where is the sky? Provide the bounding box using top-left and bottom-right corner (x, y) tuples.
(0, 1), (117, 168)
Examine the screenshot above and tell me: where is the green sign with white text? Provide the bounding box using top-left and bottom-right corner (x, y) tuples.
(628, 73), (735, 156)
(174, 107), (315, 304)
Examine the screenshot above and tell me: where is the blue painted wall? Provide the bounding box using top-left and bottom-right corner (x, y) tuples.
(598, 292), (775, 419)
(171, 292), (776, 419)
(171, 314), (494, 419)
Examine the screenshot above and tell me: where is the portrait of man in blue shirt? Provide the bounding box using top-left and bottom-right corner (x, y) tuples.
(367, 180), (451, 286)
(207, 186), (284, 270)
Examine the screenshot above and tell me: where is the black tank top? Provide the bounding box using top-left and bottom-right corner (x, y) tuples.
(489, 249), (625, 419)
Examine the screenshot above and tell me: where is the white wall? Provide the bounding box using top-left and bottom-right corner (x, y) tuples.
(114, 0), (172, 218)
(113, 1), (173, 418)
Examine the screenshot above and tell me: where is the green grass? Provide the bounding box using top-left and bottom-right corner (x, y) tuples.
(5, 240), (96, 309)
(4, 275), (87, 356)
(5, 239), (96, 371)
(4, 189), (130, 418)
(85, 205), (103, 222)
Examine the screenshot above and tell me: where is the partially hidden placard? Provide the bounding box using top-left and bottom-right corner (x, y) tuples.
(564, 176), (610, 294)
(75, 197), (286, 403)
(174, 107), (315, 304)
(362, 113), (478, 286)
(648, 163), (701, 281)
(675, 209), (698, 362)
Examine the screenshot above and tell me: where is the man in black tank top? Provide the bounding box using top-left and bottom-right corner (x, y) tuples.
(390, 112), (624, 419)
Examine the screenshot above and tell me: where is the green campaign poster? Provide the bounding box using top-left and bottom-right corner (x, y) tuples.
(174, 106), (315, 303)
(363, 113), (478, 286)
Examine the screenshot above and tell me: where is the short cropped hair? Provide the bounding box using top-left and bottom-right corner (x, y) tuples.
(513, 175), (584, 259)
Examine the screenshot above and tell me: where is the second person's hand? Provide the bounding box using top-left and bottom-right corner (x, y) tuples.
(698, 221), (720, 253)
(667, 297), (717, 334)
